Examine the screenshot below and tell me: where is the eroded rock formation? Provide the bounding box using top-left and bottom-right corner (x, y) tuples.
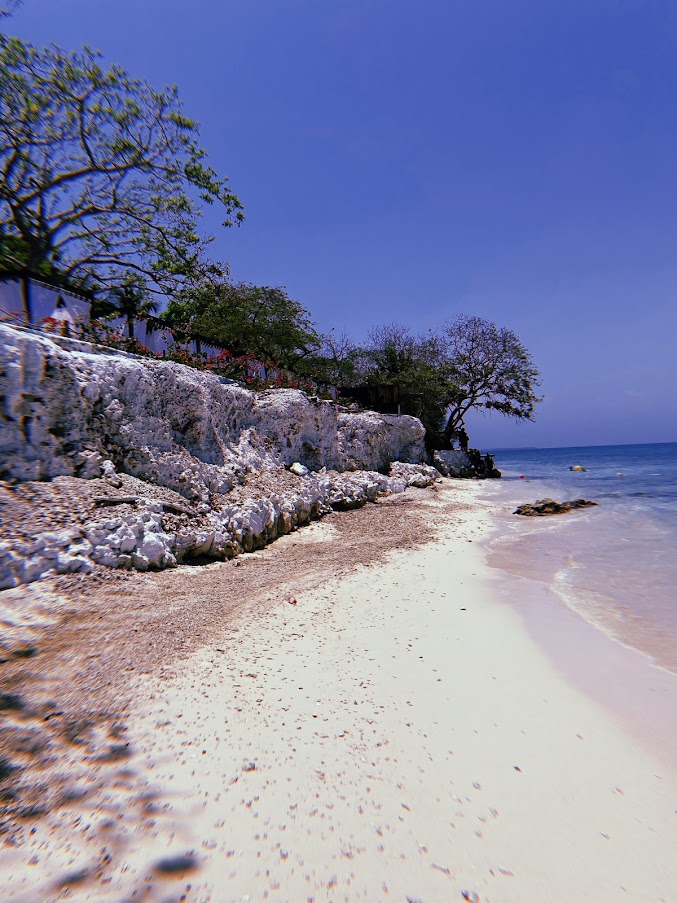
(0, 324), (438, 588)
(433, 449), (501, 479)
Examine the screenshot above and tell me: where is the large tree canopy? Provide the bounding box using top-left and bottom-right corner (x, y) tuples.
(441, 315), (542, 438)
(340, 317), (541, 448)
(0, 35), (243, 292)
(165, 281), (321, 369)
(362, 323), (453, 442)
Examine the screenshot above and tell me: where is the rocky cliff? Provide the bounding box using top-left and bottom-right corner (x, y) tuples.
(0, 324), (438, 590)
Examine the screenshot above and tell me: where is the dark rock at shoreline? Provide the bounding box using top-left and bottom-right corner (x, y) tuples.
(514, 498), (598, 517)
(433, 448), (501, 479)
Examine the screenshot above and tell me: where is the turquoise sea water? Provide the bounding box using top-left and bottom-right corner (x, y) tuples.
(484, 443), (677, 673)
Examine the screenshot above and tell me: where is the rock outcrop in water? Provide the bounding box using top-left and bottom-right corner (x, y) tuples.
(514, 498), (598, 517)
(0, 324), (439, 588)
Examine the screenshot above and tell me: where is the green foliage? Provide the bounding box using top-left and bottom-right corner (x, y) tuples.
(362, 323), (453, 440)
(351, 317), (541, 447)
(441, 315), (542, 438)
(365, 323), (418, 384)
(96, 275), (159, 338)
(0, 35), (243, 294)
(0, 233), (58, 277)
(295, 329), (360, 388)
(165, 281), (321, 369)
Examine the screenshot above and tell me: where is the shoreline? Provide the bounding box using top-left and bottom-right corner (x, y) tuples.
(481, 480), (677, 773)
(2, 481), (676, 901)
(484, 444), (677, 676)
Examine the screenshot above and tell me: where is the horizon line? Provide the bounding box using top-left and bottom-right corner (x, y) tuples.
(484, 440), (677, 452)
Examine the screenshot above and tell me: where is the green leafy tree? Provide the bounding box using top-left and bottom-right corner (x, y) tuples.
(442, 315), (542, 440)
(0, 233), (58, 277)
(297, 329), (359, 388)
(366, 323), (418, 383)
(0, 35), (243, 301)
(359, 317), (541, 449)
(166, 281), (321, 369)
(364, 323), (453, 441)
(99, 275), (159, 339)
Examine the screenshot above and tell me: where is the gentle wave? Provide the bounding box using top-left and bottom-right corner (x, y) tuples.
(484, 442), (677, 674)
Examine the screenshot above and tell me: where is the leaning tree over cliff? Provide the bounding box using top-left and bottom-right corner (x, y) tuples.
(0, 35), (243, 299)
(441, 315), (542, 440)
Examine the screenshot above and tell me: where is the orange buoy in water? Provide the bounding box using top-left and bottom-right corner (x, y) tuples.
(519, 474), (525, 479)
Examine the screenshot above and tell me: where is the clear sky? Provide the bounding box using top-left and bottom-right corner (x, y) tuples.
(7, 0), (677, 448)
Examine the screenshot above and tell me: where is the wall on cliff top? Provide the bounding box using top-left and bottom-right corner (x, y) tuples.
(0, 324), (427, 497)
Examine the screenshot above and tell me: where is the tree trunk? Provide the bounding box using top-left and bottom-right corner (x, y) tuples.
(444, 410), (461, 442)
(20, 275), (32, 324)
(127, 314), (134, 339)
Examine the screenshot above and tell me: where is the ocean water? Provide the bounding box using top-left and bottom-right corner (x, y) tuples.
(483, 443), (677, 673)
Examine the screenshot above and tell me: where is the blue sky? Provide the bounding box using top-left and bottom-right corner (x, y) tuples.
(7, 0), (677, 447)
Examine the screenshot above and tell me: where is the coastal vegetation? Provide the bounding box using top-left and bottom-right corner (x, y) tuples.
(295, 318), (542, 447)
(0, 34), (243, 297)
(94, 276), (159, 340)
(439, 315), (542, 440)
(0, 17), (541, 445)
(164, 280), (321, 371)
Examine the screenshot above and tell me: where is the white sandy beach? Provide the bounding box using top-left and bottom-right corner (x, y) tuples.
(3, 482), (677, 902)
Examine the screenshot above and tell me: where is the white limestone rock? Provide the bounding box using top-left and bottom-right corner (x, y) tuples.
(19, 557), (51, 583)
(138, 534), (170, 568)
(289, 462), (309, 476)
(252, 390), (338, 470)
(337, 411), (426, 472)
(433, 449), (473, 477)
(0, 323), (438, 583)
(389, 461), (440, 488)
(0, 544), (20, 590)
(0, 529), (95, 586)
(0, 324), (428, 493)
(76, 449), (104, 479)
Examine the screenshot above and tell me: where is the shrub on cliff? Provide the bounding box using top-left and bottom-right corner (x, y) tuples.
(360, 324), (452, 442)
(165, 281), (321, 371)
(90, 276), (160, 340)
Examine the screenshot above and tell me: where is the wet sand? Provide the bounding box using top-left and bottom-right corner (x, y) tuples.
(2, 481), (677, 902)
(483, 483), (677, 773)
